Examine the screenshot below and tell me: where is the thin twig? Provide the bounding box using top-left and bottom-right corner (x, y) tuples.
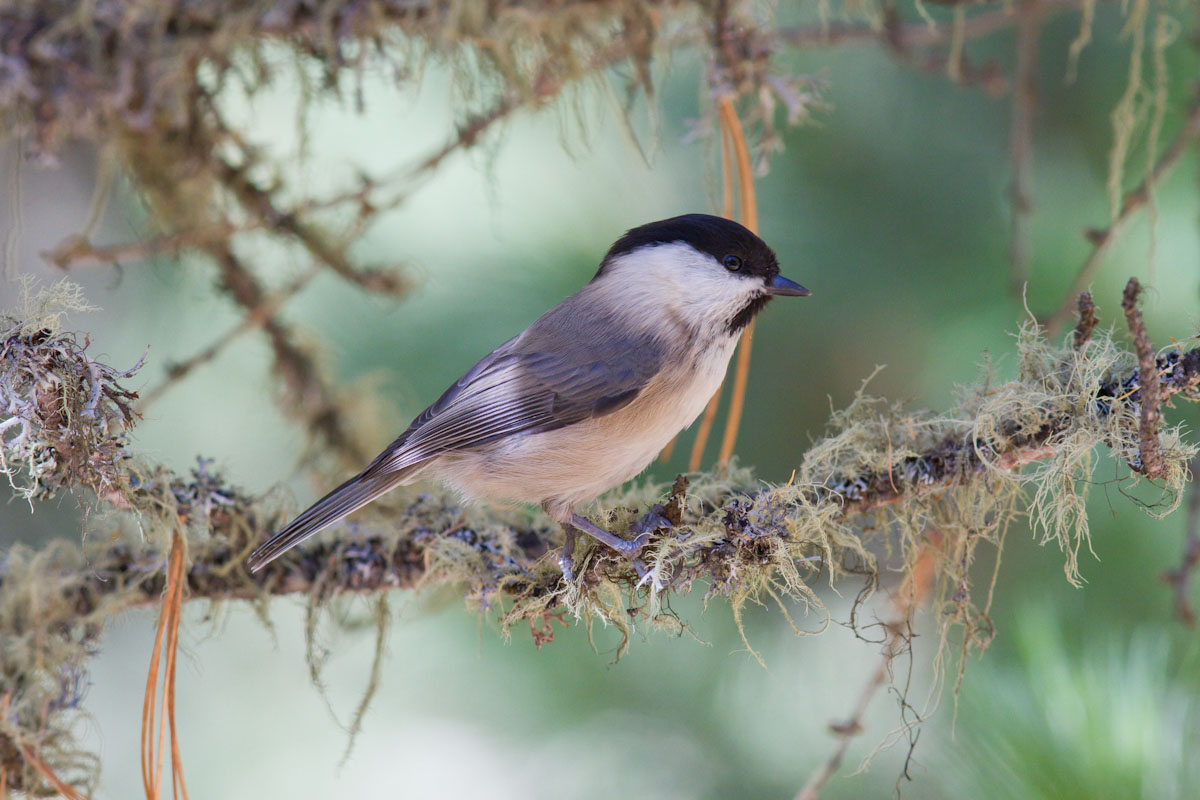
(45, 95), (520, 274)
(138, 265), (321, 410)
(43, 227), (237, 270)
(206, 245), (367, 464)
(216, 159), (411, 298)
(1009, 0), (1041, 295)
(777, 0), (1084, 50)
(1161, 452), (1200, 625)
(795, 535), (941, 800)
(1043, 99), (1200, 335)
(1121, 277), (1165, 479)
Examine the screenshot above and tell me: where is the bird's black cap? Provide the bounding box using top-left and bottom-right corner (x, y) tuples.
(596, 213), (780, 282)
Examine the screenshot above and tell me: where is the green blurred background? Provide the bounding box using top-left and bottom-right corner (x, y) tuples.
(3, 4), (1200, 798)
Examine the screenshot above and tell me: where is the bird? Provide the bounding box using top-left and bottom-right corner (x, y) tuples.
(246, 213), (809, 579)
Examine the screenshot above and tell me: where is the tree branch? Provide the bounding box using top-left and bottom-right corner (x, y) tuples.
(205, 244), (368, 464)
(794, 535), (940, 800)
(137, 265), (322, 410)
(4, 284), (1200, 795)
(1042, 99), (1200, 335)
(776, 0), (1085, 50)
(1161, 452), (1200, 625)
(1122, 278), (1166, 479)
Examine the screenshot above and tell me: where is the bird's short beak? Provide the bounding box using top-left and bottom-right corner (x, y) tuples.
(767, 274), (811, 297)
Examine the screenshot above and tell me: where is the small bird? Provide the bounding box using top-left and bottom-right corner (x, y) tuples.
(247, 214), (809, 578)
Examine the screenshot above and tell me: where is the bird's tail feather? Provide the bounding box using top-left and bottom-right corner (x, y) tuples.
(247, 465), (417, 572)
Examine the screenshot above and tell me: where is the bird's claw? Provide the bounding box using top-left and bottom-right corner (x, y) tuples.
(558, 553), (576, 584)
(610, 531), (651, 559)
(631, 509), (674, 536)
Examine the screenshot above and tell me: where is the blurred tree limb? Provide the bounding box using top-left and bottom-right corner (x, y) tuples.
(3, 0), (1200, 796)
(3, 0), (1116, 465)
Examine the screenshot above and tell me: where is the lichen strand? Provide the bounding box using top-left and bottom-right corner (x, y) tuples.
(2, 0), (673, 157)
(2, 310), (1200, 792)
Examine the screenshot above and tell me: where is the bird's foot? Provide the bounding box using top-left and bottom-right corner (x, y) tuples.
(631, 557), (650, 580)
(558, 552), (576, 584)
(558, 526), (578, 585)
(569, 513), (652, 565)
(631, 508), (674, 536)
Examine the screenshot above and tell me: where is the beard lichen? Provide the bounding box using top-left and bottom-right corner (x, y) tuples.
(2, 299), (1200, 792)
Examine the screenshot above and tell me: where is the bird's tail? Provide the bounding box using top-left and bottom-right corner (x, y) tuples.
(246, 464), (418, 572)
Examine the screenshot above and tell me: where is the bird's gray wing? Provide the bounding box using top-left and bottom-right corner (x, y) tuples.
(365, 296), (667, 474)
(247, 296), (665, 572)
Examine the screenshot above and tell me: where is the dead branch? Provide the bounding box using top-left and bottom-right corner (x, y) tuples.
(794, 535), (941, 800)
(1121, 278), (1166, 480)
(4, 281), (1200, 795)
(207, 244), (368, 464)
(1161, 452), (1200, 625)
(137, 265), (322, 410)
(1043, 99), (1200, 335)
(776, 0), (1085, 50)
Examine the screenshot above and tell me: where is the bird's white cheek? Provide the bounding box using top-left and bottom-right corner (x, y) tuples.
(679, 278), (760, 329)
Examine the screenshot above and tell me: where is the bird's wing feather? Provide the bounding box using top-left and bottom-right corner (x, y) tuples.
(364, 294), (666, 476)
(246, 293), (666, 572)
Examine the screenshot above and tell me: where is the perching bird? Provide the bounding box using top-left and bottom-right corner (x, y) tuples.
(246, 214), (809, 578)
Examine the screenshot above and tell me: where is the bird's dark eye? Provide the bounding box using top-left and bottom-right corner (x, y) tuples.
(723, 254), (743, 272)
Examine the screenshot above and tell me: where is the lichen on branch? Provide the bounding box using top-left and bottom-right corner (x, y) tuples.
(2, 283), (1198, 794)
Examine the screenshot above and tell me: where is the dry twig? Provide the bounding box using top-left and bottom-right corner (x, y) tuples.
(1161, 452), (1200, 625)
(1121, 278), (1165, 479)
(138, 265), (321, 410)
(794, 535), (941, 800)
(1043, 100), (1200, 335)
(207, 245), (367, 464)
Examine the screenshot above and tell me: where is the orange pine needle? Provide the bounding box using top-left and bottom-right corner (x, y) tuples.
(688, 386), (724, 472)
(716, 94), (759, 465)
(16, 743), (88, 800)
(142, 579), (168, 799)
(677, 101), (741, 469)
(165, 547), (190, 800)
(659, 96), (760, 469)
(719, 109), (736, 220)
(657, 435), (678, 463)
(719, 319), (755, 464)
(142, 531), (189, 800)
(719, 96), (758, 230)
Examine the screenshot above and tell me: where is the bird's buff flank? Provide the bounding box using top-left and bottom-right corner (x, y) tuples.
(247, 214), (810, 580)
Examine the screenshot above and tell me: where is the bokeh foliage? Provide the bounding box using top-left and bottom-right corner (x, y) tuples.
(2, 0), (1200, 797)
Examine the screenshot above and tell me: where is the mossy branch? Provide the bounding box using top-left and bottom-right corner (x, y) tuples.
(3, 283), (1200, 794)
